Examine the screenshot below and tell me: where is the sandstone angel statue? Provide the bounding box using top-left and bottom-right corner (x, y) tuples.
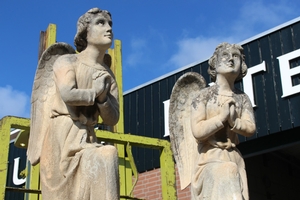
(27, 8), (120, 200)
(169, 43), (256, 200)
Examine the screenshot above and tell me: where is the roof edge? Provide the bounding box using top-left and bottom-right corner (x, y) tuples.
(124, 16), (300, 95)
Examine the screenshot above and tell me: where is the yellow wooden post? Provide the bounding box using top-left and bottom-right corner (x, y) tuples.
(44, 24), (56, 48)
(24, 162), (40, 200)
(108, 40), (133, 198)
(160, 144), (177, 199)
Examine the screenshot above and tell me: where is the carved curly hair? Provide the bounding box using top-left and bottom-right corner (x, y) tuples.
(208, 42), (247, 82)
(74, 8), (112, 52)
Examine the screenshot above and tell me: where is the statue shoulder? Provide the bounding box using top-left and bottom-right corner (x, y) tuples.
(233, 88), (250, 100)
(53, 53), (78, 70)
(193, 85), (215, 105)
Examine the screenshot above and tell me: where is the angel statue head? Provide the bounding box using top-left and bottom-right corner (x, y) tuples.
(208, 42), (247, 82)
(74, 7), (113, 52)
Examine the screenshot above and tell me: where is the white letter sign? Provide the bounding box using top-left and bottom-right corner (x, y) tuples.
(277, 49), (300, 97)
(243, 61), (266, 106)
(13, 157), (26, 185)
(163, 100), (170, 137)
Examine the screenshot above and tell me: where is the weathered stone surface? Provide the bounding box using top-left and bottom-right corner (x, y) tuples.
(169, 43), (256, 200)
(27, 8), (120, 200)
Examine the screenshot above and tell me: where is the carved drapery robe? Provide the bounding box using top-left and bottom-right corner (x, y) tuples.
(190, 85), (255, 200)
(39, 55), (119, 200)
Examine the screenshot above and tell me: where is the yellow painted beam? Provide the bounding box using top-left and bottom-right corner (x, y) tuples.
(108, 40), (132, 198)
(24, 162), (40, 200)
(126, 143), (138, 196)
(45, 24), (56, 48)
(160, 145), (177, 199)
(96, 130), (170, 149)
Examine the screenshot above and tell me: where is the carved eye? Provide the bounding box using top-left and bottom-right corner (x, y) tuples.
(97, 20), (105, 25)
(222, 53), (229, 59)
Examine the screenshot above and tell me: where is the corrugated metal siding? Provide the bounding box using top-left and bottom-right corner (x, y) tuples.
(124, 20), (300, 172)
(242, 24), (300, 137)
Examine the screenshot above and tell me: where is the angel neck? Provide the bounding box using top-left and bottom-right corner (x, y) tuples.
(215, 75), (235, 94)
(79, 45), (107, 66)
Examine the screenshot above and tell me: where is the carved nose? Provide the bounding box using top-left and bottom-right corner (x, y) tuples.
(107, 25), (113, 33)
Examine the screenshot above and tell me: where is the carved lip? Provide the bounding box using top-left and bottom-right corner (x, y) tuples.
(227, 62), (234, 67)
(104, 34), (112, 39)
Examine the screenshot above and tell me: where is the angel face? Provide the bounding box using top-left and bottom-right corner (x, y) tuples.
(215, 46), (242, 79)
(86, 13), (113, 50)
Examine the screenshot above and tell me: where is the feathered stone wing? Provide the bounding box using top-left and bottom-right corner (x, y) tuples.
(169, 72), (206, 190)
(27, 43), (75, 165)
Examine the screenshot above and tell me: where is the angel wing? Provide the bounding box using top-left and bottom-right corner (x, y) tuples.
(27, 42), (75, 165)
(169, 72), (206, 190)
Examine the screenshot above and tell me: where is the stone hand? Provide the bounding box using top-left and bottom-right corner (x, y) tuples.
(216, 138), (235, 149)
(92, 71), (111, 103)
(228, 104), (237, 127)
(218, 97), (236, 123)
(208, 137), (235, 149)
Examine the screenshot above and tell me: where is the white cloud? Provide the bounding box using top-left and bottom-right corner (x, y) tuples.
(130, 38), (147, 49)
(166, 0), (297, 70)
(233, 0), (296, 39)
(0, 86), (30, 119)
(243, 1), (293, 24)
(125, 38), (147, 67)
(167, 36), (234, 69)
(124, 28), (168, 69)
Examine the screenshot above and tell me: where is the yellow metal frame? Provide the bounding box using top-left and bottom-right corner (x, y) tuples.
(0, 116), (177, 200)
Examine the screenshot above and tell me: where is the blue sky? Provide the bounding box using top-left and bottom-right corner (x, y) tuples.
(1, 0), (300, 119)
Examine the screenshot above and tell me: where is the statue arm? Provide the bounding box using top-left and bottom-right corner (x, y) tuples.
(231, 95), (256, 137)
(191, 101), (224, 141)
(53, 56), (97, 106)
(97, 79), (119, 126)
